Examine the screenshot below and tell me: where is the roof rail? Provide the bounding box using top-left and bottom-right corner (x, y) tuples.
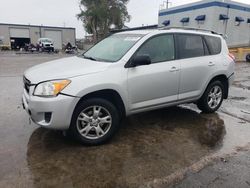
(159, 26), (219, 35)
(110, 25), (158, 33)
(109, 25), (226, 38)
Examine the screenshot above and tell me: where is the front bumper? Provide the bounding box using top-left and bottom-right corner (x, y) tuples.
(22, 89), (80, 130)
(43, 46), (54, 51)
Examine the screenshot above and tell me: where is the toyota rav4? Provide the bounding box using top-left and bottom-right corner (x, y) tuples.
(22, 28), (235, 145)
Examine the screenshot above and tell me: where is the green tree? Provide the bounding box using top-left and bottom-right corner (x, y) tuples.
(77, 0), (130, 42)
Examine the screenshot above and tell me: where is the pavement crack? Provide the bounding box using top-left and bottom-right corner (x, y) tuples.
(241, 110), (250, 115)
(246, 181), (250, 186)
(220, 110), (250, 123)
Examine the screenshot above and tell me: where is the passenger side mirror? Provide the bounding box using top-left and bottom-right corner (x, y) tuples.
(130, 55), (151, 67)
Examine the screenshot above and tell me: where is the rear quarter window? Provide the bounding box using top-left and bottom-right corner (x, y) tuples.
(204, 36), (222, 55)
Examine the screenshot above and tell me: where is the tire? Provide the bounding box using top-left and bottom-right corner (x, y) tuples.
(69, 98), (120, 145)
(197, 80), (224, 113)
(246, 54), (250, 62)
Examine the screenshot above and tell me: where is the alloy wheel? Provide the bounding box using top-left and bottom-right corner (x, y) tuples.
(76, 106), (112, 140)
(207, 85), (223, 109)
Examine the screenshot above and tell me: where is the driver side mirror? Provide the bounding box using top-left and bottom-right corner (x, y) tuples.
(130, 55), (151, 67)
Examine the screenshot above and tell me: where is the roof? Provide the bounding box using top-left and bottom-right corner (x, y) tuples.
(115, 27), (222, 38)
(159, 0), (250, 17)
(0, 23), (75, 30)
(114, 29), (157, 36)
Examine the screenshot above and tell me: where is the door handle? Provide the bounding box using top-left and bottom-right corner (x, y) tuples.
(170, 66), (179, 72)
(208, 62), (215, 66)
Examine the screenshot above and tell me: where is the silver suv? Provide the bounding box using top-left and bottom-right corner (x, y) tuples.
(22, 28), (235, 145)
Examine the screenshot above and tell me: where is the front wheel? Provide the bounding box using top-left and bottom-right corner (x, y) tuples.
(69, 98), (120, 145)
(197, 81), (224, 113)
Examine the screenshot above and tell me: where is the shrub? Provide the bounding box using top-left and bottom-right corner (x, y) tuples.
(0, 45), (11, 51)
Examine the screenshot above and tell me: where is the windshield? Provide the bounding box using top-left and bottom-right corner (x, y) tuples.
(41, 39), (52, 43)
(83, 34), (144, 62)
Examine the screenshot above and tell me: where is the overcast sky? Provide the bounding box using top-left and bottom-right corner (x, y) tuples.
(0, 0), (249, 38)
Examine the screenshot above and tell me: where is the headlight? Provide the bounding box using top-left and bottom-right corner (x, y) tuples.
(33, 79), (71, 97)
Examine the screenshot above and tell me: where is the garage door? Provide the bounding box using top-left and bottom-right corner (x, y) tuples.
(10, 28), (29, 38)
(45, 30), (62, 49)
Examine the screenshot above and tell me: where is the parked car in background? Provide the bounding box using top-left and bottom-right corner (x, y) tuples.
(38, 38), (54, 52)
(22, 28), (235, 145)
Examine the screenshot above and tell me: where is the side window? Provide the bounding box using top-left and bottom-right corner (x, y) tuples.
(177, 34), (204, 59)
(203, 38), (210, 55)
(135, 34), (175, 63)
(204, 36), (222, 55)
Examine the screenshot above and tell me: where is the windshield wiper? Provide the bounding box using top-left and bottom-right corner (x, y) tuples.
(83, 55), (97, 61)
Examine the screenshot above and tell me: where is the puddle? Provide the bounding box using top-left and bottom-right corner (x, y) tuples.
(1, 97), (250, 188)
(0, 107), (227, 188)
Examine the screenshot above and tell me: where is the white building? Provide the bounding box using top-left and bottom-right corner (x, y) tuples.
(158, 0), (250, 47)
(0, 23), (76, 50)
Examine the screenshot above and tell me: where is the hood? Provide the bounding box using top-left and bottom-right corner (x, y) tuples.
(24, 56), (111, 83)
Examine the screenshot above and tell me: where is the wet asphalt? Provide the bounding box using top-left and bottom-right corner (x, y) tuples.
(0, 52), (250, 188)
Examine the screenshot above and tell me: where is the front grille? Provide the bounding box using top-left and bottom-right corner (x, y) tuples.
(23, 76), (31, 93)
(45, 44), (50, 47)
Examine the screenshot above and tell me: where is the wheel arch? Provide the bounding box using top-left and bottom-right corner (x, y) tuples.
(75, 89), (126, 118)
(206, 74), (229, 99)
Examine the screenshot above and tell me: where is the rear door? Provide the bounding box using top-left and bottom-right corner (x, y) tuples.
(176, 34), (219, 100)
(127, 34), (180, 111)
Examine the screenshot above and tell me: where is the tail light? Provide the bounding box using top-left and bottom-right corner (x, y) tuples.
(228, 53), (236, 62)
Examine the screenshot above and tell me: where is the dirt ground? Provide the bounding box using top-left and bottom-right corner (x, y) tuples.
(0, 52), (250, 188)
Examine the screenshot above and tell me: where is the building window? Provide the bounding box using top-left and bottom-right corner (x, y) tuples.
(219, 14), (229, 20)
(195, 15), (206, 25)
(180, 17), (190, 26)
(235, 16), (245, 26)
(162, 20), (170, 26)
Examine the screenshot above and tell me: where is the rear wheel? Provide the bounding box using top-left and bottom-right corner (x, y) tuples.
(69, 98), (120, 145)
(197, 81), (224, 113)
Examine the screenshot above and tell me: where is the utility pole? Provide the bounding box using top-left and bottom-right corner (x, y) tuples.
(160, 0), (172, 10)
(159, 0), (171, 10)
(164, 0), (172, 9)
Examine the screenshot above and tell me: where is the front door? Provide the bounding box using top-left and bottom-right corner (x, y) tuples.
(127, 34), (180, 111)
